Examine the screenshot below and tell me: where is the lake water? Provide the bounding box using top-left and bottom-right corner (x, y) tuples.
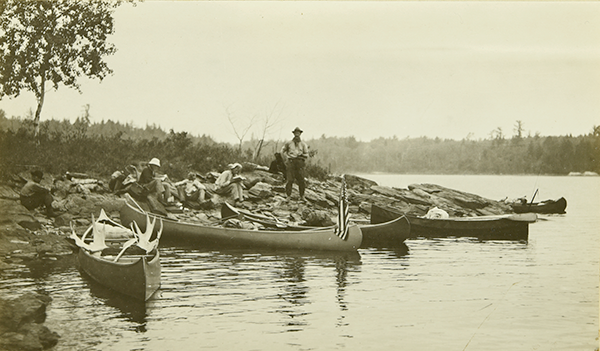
(1, 174), (598, 351)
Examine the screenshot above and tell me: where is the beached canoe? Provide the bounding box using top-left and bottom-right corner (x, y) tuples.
(78, 249), (161, 301)
(371, 204), (536, 241)
(511, 197), (567, 214)
(220, 202), (410, 248)
(120, 195), (362, 251)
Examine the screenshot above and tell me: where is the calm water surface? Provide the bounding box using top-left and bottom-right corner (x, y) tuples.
(1, 175), (598, 351)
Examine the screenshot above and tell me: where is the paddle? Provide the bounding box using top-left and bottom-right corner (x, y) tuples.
(529, 189), (539, 206)
(265, 213), (288, 229)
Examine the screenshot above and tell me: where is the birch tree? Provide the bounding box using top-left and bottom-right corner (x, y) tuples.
(0, 0), (122, 138)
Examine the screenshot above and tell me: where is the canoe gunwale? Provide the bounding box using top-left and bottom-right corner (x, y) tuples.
(120, 197), (362, 251)
(221, 202), (411, 248)
(370, 204), (530, 241)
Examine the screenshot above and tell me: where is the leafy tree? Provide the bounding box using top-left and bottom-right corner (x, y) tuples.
(0, 0), (122, 138)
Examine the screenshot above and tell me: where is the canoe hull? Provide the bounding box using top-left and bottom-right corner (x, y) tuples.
(121, 199), (362, 251)
(78, 249), (161, 301)
(358, 216), (410, 248)
(221, 202), (410, 248)
(371, 205), (533, 241)
(511, 197), (567, 214)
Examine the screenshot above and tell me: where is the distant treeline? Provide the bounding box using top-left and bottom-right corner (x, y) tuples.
(1, 112), (598, 179)
(308, 131), (600, 175)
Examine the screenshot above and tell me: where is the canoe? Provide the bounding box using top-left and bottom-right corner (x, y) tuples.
(78, 249), (161, 301)
(511, 197), (567, 214)
(72, 208), (162, 301)
(120, 195), (362, 251)
(220, 202), (410, 248)
(371, 204), (536, 241)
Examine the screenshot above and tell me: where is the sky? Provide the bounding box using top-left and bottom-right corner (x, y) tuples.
(1, 1), (599, 144)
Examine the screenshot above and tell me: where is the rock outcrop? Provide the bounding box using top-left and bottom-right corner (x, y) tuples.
(0, 170), (514, 267)
(0, 293), (60, 351)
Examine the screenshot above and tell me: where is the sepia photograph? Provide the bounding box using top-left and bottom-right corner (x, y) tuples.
(0, 1), (598, 350)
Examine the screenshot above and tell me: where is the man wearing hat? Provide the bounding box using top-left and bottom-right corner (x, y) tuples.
(138, 157), (173, 205)
(281, 127), (309, 201)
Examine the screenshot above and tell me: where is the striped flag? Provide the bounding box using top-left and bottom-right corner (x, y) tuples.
(335, 174), (351, 240)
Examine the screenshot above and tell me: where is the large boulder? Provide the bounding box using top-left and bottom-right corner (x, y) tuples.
(0, 293), (60, 351)
(248, 182), (273, 199)
(0, 199), (41, 231)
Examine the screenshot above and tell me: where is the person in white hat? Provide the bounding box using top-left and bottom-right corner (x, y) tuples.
(138, 157), (174, 205)
(281, 127), (309, 201)
(213, 163), (245, 205)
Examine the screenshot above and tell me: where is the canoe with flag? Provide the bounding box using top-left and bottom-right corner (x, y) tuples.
(335, 174), (351, 240)
(120, 194), (362, 251)
(70, 209), (162, 301)
(220, 202), (410, 248)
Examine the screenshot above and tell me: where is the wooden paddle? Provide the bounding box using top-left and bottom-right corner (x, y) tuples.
(529, 189), (539, 205)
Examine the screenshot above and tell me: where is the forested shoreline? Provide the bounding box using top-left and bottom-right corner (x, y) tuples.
(0, 113), (598, 179)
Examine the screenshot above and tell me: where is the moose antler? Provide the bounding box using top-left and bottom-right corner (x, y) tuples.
(130, 214), (163, 253)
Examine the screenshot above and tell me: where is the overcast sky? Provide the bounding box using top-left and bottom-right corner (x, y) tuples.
(1, 1), (599, 144)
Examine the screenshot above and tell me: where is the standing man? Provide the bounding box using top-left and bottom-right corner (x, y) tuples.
(281, 127), (309, 201)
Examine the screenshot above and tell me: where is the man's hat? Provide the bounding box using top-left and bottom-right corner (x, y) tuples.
(292, 127), (303, 133)
(148, 158), (161, 167)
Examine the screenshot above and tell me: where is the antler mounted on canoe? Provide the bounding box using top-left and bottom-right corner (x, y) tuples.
(130, 214), (163, 254)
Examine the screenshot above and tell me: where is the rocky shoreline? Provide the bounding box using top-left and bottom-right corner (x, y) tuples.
(0, 169), (514, 266)
(0, 168), (516, 350)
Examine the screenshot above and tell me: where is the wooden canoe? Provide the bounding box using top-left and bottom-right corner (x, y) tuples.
(371, 204), (536, 241)
(120, 195), (362, 251)
(511, 197), (567, 214)
(220, 202), (410, 248)
(78, 248), (161, 301)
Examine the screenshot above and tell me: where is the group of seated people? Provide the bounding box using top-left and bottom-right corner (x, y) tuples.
(17, 157), (254, 218)
(109, 158), (247, 210)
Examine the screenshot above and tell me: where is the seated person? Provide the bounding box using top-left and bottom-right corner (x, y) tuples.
(109, 165), (138, 194)
(174, 172), (207, 203)
(20, 170), (58, 217)
(268, 152), (287, 180)
(213, 163), (245, 205)
(138, 158), (174, 205)
(109, 170), (125, 192)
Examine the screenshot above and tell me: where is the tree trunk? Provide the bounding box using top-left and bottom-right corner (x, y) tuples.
(253, 139), (264, 161)
(33, 74), (46, 139)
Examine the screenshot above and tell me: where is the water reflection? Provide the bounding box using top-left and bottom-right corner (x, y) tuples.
(275, 256), (308, 332)
(80, 272), (149, 331)
(26, 254), (78, 278)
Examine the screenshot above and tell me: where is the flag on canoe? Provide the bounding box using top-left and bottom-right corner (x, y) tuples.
(335, 174), (350, 240)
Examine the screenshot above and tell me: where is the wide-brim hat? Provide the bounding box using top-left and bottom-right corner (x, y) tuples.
(148, 158), (161, 167)
(292, 127), (303, 133)
(229, 163), (242, 170)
